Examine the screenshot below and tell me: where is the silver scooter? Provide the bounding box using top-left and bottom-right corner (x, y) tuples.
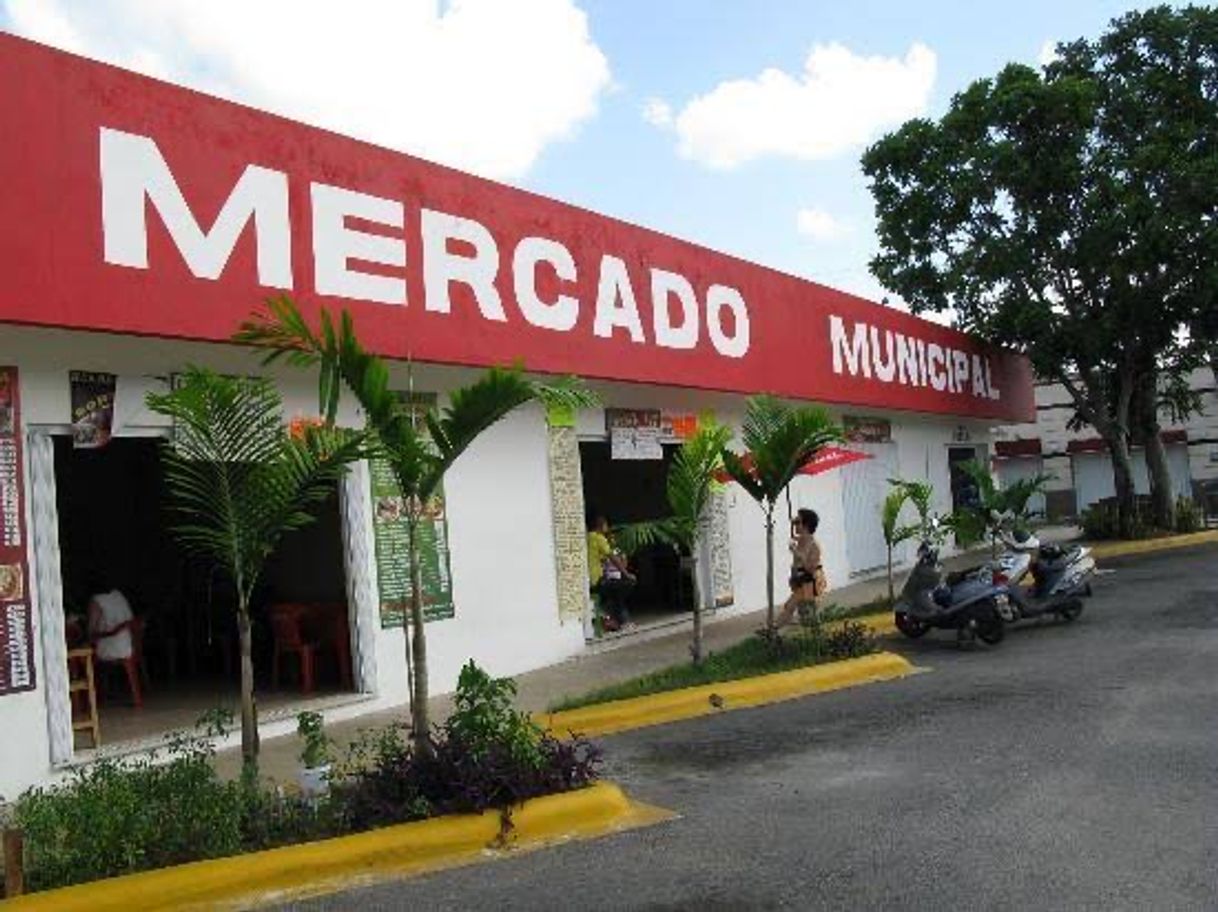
(989, 529), (1096, 623)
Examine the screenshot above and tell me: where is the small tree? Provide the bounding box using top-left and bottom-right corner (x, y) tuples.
(718, 396), (843, 634)
(952, 460), (1050, 558)
(147, 367), (367, 769)
(880, 481), (926, 607)
(615, 418), (733, 664)
(236, 297), (595, 755)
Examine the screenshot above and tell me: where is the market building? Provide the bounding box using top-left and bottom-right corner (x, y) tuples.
(0, 33), (1034, 797)
(992, 370), (1218, 521)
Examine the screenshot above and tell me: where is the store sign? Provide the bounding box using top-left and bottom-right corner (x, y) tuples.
(607, 409), (663, 460)
(0, 33), (1034, 423)
(0, 367), (35, 696)
(660, 412), (699, 441)
(843, 416), (892, 444)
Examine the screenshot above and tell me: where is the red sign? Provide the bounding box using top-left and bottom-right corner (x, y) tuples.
(0, 34), (1034, 422)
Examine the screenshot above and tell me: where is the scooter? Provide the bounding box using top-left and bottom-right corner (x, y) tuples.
(989, 530), (1096, 623)
(893, 538), (1012, 646)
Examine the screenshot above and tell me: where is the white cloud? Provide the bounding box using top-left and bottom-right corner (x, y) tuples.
(1039, 39), (1060, 67)
(668, 42), (936, 170)
(3, 0), (612, 180)
(641, 96), (673, 127)
(795, 207), (849, 242)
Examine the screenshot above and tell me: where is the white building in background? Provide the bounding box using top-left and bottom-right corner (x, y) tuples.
(0, 34), (1034, 796)
(992, 368), (1218, 520)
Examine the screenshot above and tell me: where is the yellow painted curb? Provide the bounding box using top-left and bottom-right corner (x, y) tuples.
(540, 651), (916, 739)
(5, 782), (673, 911)
(1087, 529), (1218, 560)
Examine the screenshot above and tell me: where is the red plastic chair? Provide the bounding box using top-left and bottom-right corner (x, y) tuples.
(91, 616), (146, 708)
(269, 603), (318, 694)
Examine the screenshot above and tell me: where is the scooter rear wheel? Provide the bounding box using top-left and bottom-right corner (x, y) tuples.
(1058, 600), (1084, 623)
(895, 612), (929, 639)
(975, 606), (1006, 645)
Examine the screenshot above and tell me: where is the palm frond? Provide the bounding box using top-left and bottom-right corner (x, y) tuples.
(732, 396), (843, 506)
(615, 518), (688, 555)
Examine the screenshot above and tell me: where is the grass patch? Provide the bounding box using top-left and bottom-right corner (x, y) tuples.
(820, 596), (891, 621)
(549, 621), (877, 713)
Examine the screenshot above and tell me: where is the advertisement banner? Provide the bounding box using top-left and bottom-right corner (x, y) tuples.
(370, 394), (455, 628)
(0, 366), (34, 696)
(607, 409), (663, 460)
(70, 370), (117, 449)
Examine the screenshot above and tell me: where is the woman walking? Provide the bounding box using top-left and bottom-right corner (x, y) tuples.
(776, 508), (828, 629)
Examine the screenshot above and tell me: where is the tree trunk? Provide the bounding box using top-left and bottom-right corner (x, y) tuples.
(237, 606), (259, 769)
(886, 546), (894, 607)
(689, 551), (704, 665)
(764, 509), (776, 633)
(407, 519), (431, 756)
(1107, 433), (1138, 538)
(1144, 428), (1176, 530)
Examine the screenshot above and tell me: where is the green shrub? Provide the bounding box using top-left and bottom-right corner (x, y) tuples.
(1080, 499), (1154, 540)
(12, 730), (245, 891)
(1175, 496), (1203, 534)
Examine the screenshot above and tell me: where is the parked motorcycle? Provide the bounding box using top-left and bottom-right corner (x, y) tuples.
(989, 530), (1096, 623)
(893, 539), (1011, 646)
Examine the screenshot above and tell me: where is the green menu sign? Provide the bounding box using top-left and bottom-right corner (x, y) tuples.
(370, 395), (455, 627)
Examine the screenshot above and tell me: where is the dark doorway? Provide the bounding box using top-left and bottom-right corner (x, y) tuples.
(53, 435), (352, 748)
(579, 441), (693, 624)
(948, 446), (982, 513)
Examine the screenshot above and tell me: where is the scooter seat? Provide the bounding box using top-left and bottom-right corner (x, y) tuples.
(1040, 544), (1080, 563)
(932, 585), (953, 607)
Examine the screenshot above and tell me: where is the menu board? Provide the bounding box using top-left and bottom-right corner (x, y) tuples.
(0, 367), (34, 695)
(607, 408), (663, 460)
(371, 394), (455, 628)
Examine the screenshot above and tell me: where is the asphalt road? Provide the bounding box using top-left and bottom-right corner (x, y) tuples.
(290, 544), (1218, 911)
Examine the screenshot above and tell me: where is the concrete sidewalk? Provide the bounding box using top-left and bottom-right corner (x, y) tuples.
(215, 533), (1076, 783)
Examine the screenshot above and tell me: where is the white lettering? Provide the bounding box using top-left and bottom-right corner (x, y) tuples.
(986, 360), (1001, 400)
(101, 127), (291, 287)
(706, 285), (750, 359)
(650, 269), (699, 350)
(593, 255), (645, 343)
(311, 183), (405, 305)
(896, 333), (920, 386)
(916, 339), (928, 387)
(870, 327), (897, 382)
(927, 344), (947, 391)
(421, 208), (506, 321)
(971, 354), (987, 397)
(512, 237), (579, 332)
(830, 316), (871, 378)
(953, 350), (970, 394)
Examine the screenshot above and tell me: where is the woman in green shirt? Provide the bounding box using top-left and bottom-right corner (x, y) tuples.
(587, 513), (636, 632)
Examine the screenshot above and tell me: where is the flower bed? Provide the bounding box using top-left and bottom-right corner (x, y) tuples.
(6, 662), (600, 894)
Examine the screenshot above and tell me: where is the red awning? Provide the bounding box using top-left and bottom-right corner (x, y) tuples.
(994, 438), (1042, 458)
(714, 446), (872, 483)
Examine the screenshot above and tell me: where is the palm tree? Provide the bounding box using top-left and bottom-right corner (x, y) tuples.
(615, 418), (733, 664)
(953, 460), (1051, 558)
(718, 396), (843, 634)
(236, 297), (595, 754)
(882, 478), (938, 606)
(146, 367), (367, 769)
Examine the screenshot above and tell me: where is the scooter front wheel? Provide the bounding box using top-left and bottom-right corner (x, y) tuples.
(895, 612), (929, 639)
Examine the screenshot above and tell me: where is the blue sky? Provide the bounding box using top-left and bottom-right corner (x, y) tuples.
(0, 0), (1182, 308)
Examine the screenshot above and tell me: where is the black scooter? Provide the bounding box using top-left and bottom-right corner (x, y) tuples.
(894, 539), (1011, 646)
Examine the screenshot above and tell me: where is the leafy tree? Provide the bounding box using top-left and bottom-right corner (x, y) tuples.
(236, 297), (596, 755)
(718, 396), (843, 634)
(615, 418), (733, 664)
(863, 5), (1218, 538)
(146, 367), (367, 769)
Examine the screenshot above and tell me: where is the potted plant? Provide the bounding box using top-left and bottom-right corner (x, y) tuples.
(296, 710), (332, 797)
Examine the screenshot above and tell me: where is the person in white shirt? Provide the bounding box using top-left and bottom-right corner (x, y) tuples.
(88, 587), (134, 662)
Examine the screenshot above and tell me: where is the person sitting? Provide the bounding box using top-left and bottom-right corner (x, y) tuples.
(88, 585), (135, 663)
(586, 513), (636, 632)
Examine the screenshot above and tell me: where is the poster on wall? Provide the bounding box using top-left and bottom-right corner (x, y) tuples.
(70, 370), (117, 449)
(0, 366), (34, 695)
(843, 415), (892, 444)
(371, 394), (455, 628)
(607, 408), (663, 460)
